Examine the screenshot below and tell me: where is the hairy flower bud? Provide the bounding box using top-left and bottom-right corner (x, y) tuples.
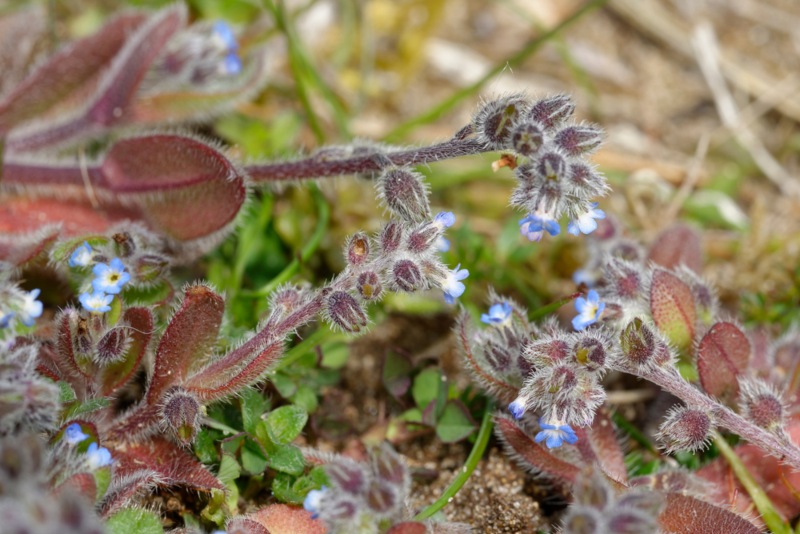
(378, 167), (431, 223)
(657, 407), (712, 453)
(473, 94), (527, 149)
(536, 151), (567, 182)
(134, 254), (169, 282)
(406, 225), (439, 254)
(380, 222), (403, 254)
(619, 319), (656, 368)
(161, 387), (201, 445)
(357, 271), (382, 301)
(567, 162), (608, 199)
(112, 232), (136, 258)
(326, 291), (368, 333)
(529, 94), (575, 131)
(510, 121), (544, 157)
(739, 379), (784, 432)
(573, 334), (608, 373)
(95, 327), (129, 364)
(346, 232), (370, 266)
(391, 260), (424, 292)
(554, 125), (603, 156)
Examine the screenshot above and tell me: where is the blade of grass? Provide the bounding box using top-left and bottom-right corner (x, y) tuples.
(384, 0), (609, 142)
(529, 292), (581, 321)
(413, 399), (495, 520)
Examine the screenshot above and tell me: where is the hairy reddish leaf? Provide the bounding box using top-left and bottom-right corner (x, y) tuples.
(650, 269), (696, 352)
(495, 415), (579, 485)
(237, 504), (325, 534)
(0, 225), (59, 267)
(100, 307), (154, 396)
(0, 196), (139, 236)
(147, 284), (224, 403)
(658, 493), (760, 534)
(99, 468), (162, 517)
(697, 322), (750, 403)
(52, 310), (92, 398)
(588, 408), (627, 483)
(647, 224), (702, 272)
(55, 472), (97, 502)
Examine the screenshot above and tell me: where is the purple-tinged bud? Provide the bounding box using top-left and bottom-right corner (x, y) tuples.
(392, 259), (424, 292)
(510, 121), (544, 157)
(378, 167), (431, 223)
(553, 125), (603, 156)
(561, 508), (604, 534)
(739, 379), (784, 432)
(406, 225), (439, 254)
(529, 94), (575, 131)
(604, 259), (643, 300)
(609, 239), (644, 262)
(134, 254), (169, 282)
(619, 319), (656, 368)
(547, 365), (578, 394)
(326, 459), (366, 494)
(161, 387), (201, 445)
(357, 271), (383, 301)
(573, 335), (607, 373)
(567, 162), (609, 199)
(607, 508), (659, 534)
(380, 222), (403, 254)
(536, 151), (567, 181)
(657, 407), (712, 453)
(366, 479), (399, 515)
(528, 337), (571, 366)
(112, 232), (136, 258)
(484, 341), (512, 373)
(326, 291), (368, 333)
(74, 315), (94, 358)
(270, 286), (304, 313)
(346, 232), (370, 266)
(473, 94), (527, 149)
(95, 327), (129, 364)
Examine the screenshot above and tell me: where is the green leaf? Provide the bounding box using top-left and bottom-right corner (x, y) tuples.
(290, 384), (318, 413)
(94, 467), (111, 501)
(382, 350), (413, 399)
(241, 437), (268, 475)
(121, 279), (174, 307)
(194, 429), (222, 464)
(240, 388), (270, 435)
(268, 444), (306, 475)
(320, 340), (349, 369)
(58, 381), (76, 404)
(271, 472), (304, 504)
(106, 508), (164, 534)
(62, 397), (110, 419)
(217, 453), (241, 484)
(264, 405), (308, 445)
(271, 372), (297, 398)
(412, 369), (441, 411)
(435, 401), (477, 443)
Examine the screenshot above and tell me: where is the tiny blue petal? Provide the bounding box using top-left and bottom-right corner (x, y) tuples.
(86, 442), (112, 468)
(436, 236), (450, 253)
(92, 258), (130, 295)
(19, 289), (43, 327)
(508, 398), (526, 420)
(434, 211), (456, 228)
(0, 312), (14, 328)
(64, 423), (89, 445)
(79, 291), (113, 313)
(534, 418), (578, 449)
(221, 52), (242, 75)
(212, 21), (238, 51)
(68, 242), (94, 268)
(481, 302), (513, 326)
(442, 264), (469, 303)
(303, 487), (327, 519)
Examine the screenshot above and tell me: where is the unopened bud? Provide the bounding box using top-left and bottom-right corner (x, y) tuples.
(739, 379), (784, 432)
(620, 319), (656, 367)
(406, 225), (439, 254)
(536, 151), (567, 181)
(529, 94), (575, 131)
(573, 335), (607, 372)
(657, 407), (712, 453)
(474, 95), (527, 149)
(378, 167), (431, 223)
(380, 222), (403, 254)
(112, 232), (136, 257)
(391, 260), (424, 292)
(161, 387), (201, 445)
(567, 162), (607, 198)
(510, 122), (544, 157)
(95, 327), (129, 364)
(605, 259), (643, 300)
(134, 254), (169, 282)
(326, 291), (368, 333)
(346, 233), (370, 266)
(562, 508), (604, 534)
(553, 125), (603, 156)
(357, 271), (383, 301)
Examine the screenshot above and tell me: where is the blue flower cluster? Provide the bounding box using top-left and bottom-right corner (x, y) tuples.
(63, 423), (113, 468)
(69, 242), (130, 313)
(0, 288), (43, 330)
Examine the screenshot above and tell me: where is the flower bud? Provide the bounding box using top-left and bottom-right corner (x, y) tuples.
(567, 162), (608, 199)
(406, 225), (439, 254)
(326, 291), (368, 333)
(112, 232), (136, 258)
(535, 151), (567, 182)
(134, 254), (169, 282)
(561, 508), (604, 534)
(657, 407), (712, 453)
(380, 222), (403, 254)
(346, 232), (370, 266)
(529, 94), (575, 131)
(739, 379), (784, 432)
(527, 337), (571, 366)
(357, 271), (383, 301)
(378, 167), (430, 223)
(473, 94), (527, 149)
(604, 259), (643, 300)
(573, 334), (607, 373)
(391, 260), (424, 292)
(95, 327), (129, 364)
(554, 125), (603, 156)
(619, 319), (656, 367)
(161, 387), (201, 445)
(510, 121), (544, 157)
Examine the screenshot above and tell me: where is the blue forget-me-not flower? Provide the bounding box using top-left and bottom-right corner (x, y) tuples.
(481, 302), (513, 327)
(534, 418), (578, 449)
(572, 289), (605, 331)
(567, 202), (606, 236)
(92, 258), (130, 295)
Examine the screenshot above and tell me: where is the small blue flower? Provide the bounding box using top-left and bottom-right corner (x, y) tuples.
(519, 212), (560, 242)
(572, 289), (605, 331)
(64, 423), (89, 445)
(0, 311), (14, 329)
(68, 241), (94, 268)
(481, 302), (513, 326)
(18, 289), (43, 327)
(92, 258), (130, 295)
(79, 291), (113, 313)
(86, 442), (112, 469)
(220, 52), (242, 76)
(433, 211), (456, 230)
(441, 264), (469, 304)
(508, 397), (526, 420)
(572, 268), (597, 288)
(534, 418), (578, 449)
(435, 236), (450, 253)
(303, 486), (327, 519)
(567, 202), (606, 236)
(211, 21), (238, 51)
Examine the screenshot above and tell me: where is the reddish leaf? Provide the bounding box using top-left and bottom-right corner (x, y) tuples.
(100, 307), (154, 396)
(0, 196), (139, 236)
(0, 225), (59, 267)
(53, 309), (92, 398)
(55, 472), (97, 502)
(99, 468), (161, 517)
(588, 408), (627, 483)
(386, 523), (427, 534)
(238, 504), (325, 534)
(697, 322), (750, 404)
(650, 269), (696, 352)
(147, 284), (224, 403)
(647, 224), (702, 273)
(658, 493), (760, 534)
(0, 12), (148, 134)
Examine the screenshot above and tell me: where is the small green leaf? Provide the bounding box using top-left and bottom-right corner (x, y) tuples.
(290, 385), (318, 413)
(435, 401), (477, 443)
(321, 340), (349, 369)
(217, 453), (241, 484)
(241, 437), (268, 475)
(94, 466), (111, 501)
(268, 444), (306, 475)
(271, 472), (304, 504)
(62, 398), (110, 419)
(194, 429), (222, 464)
(382, 350), (413, 399)
(240, 388), (270, 435)
(106, 507), (164, 534)
(264, 405), (308, 445)
(271, 372), (297, 398)
(58, 381), (76, 404)
(412, 369), (441, 411)
(121, 279), (174, 306)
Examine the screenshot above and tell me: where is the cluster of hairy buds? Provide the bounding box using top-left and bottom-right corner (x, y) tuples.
(0, 342), (60, 435)
(510, 329), (614, 427)
(303, 444), (411, 529)
(473, 94), (609, 242)
(561, 470), (663, 534)
(321, 167), (469, 333)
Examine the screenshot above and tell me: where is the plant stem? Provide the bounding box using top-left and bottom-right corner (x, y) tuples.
(413, 399), (495, 521)
(713, 431), (791, 534)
